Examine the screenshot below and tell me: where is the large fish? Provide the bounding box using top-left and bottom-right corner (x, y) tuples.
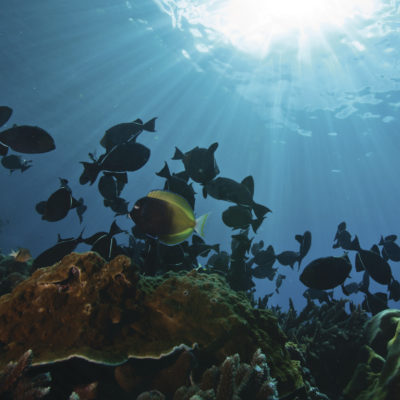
(0, 125), (55, 154)
(130, 190), (208, 245)
(300, 254), (351, 290)
(100, 117), (157, 152)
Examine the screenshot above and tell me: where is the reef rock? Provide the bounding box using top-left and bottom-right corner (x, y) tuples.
(0, 252), (302, 396)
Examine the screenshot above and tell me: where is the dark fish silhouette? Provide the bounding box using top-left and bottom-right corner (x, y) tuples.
(295, 230), (311, 269)
(98, 172), (127, 200)
(32, 230), (85, 271)
(36, 179), (85, 223)
(203, 176), (271, 219)
(172, 142), (219, 184)
(0, 106), (12, 127)
(362, 291), (388, 315)
(251, 240), (264, 256)
(88, 221), (126, 260)
(341, 282), (360, 296)
(251, 264), (277, 280)
(275, 274), (286, 293)
(130, 190), (208, 245)
(222, 204), (264, 233)
(303, 288), (333, 304)
(333, 221), (360, 251)
(276, 251), (300, 269)
(300, 254), (351, 290)
(100, 117), (157, 152)
(104, 197), (129, 216)
(1, 154), (31, 173)
(355, 249), (392, 285)
(0, 125), (55, 154)
(389, 278), (400, 301)
(207, 251), (230, 273)
(80, 141), (150, 185)
(156, 162), (196, 209)
(253, 245), (275, 267)
(379, 235), (400, 262)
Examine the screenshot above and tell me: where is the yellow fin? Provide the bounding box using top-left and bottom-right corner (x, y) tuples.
(147, 190), (194, 220)
(159, 227), (194, 245)
(195, 213), (209, 237)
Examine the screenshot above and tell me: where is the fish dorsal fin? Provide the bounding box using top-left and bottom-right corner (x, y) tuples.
(133, 118), (143, 124)
(241, 176), (254, 197)
(148, 190), (194, 219)
(156, 162), (170, 178)
(208, 142), (218, 153)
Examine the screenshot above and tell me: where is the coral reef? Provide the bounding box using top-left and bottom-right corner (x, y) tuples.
(0, 349), (51, 399)
(344, 309), (400, 400)
(273, 298), (368, 398)
(0, 250), (32, 296)
(0, 252), (303, 397)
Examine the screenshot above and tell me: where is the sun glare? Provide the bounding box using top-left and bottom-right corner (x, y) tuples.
(157, 0), (382, 57)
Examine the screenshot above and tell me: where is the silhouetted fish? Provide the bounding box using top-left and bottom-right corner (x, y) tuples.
(0, 125), (55, 154)
(203, 176), (271, 219)
(222, 204), (264, 233)
(80, 141), (150, 185)
(0, 106), (12, 127)
(379, 235), (400, 262)
(1, 154), (31, 173)
(300, 254), (351, 290)
(295, 230), (311, 269)
(100, 117), (156, 152)
(355, 249), (392, 285)
(156, 162), (196, 209)
(276, 251), (300, 269)
(173, 142), (219, 184)
(333, 221), (360, 251)
(32, 230), (85, 271)
(303, 288), (333, 304)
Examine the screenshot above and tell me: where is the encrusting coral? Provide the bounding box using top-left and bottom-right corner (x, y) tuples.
(0, 251), (303, 398)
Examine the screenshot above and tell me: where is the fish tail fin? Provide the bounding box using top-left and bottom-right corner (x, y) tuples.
(195, 213), (209, 237)
(251, 217), (264, 233)
(156, 162), (170, 178)
(79, 161), (100, 185)
(351, 235), (361, 251)
(0, 142), (8, 156)
(143, 117), (157, 132)
(172, 147), (184, 160)
(252, 202), (271, 219)
(21, 163), (32, 172)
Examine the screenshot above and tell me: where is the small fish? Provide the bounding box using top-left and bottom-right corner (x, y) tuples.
(104, 197), (129, 216)
(36, 179), (85, 222)
(275, 273), (286, 293)
(8, 247), (32, 262)
(89, 221), (126, 260)
(341, 282), (360, 296)
(253, 245), (275, 266)
(0, 125), (55, 154)
(0, 106), (12, 127)
(300, 254), (352, 290)
(203, 176), (271, 219)
(32, 230), (85, 271)
(295, 231), (311, 269)
(1, 154), (32, 173)
(276, 251), (300, 269)
(251, 264), (277, 280)
(100, 117), (157, 152)
(156, 162), (196, 209)
(355, 249), (392, 285)
(303, 288), (333, 304)
(130, 190), (208, 245)
(185, 235), (219, 259)
(332, 221), (360, 251)
(207, 251), (230, 273)
(172, 142), (219, 184)
(389, 278), (400, 301)
(379, 235), (400, 262)
(251, 240), (264, 256)
(222, 204), (264, 233)
(362, 291), (388, 315)
(80, 142), (150, 185)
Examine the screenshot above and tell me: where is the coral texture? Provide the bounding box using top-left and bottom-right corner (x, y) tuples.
(0, 252), (302, 397)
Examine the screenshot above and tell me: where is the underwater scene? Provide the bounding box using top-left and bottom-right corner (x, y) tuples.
(1, 0), (400, 399)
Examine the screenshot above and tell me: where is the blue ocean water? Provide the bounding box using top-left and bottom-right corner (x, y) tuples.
(1, 0), (400, 311)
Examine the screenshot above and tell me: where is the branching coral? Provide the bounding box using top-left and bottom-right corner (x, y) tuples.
(0, 349), (51, 400)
